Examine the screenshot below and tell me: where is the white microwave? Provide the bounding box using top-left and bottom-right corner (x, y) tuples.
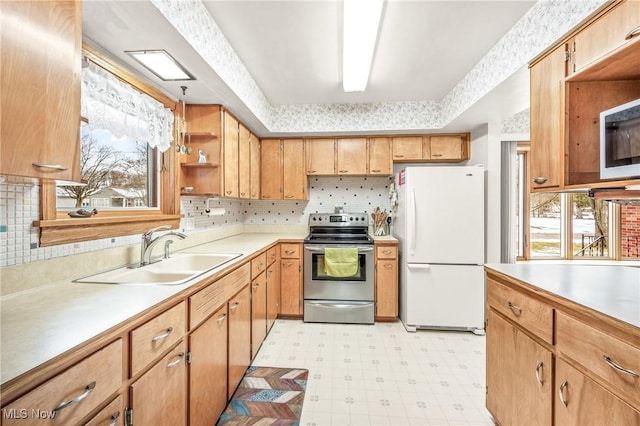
(600, 98), (640, 180)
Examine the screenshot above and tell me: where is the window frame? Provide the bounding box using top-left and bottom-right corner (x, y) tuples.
(34, 43), (181, 247)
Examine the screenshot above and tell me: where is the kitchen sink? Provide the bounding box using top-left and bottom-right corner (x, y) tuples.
(74, 253), (242, 285)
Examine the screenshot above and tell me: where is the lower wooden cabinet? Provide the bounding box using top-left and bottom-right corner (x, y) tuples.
(266, 258), (281, 331)
(189, 304), (228, 426)
(1, 339), (123, 426)
(486, 309), (552, 426)
(555, 358), (640, 426)
(374, 243), (398, 320)
(280, 243), (302, 316)
(228, 285), (251, 399)
(130, 340), (187, 426)
(251, 271), (267, 359)
(85, 394), (126, 426)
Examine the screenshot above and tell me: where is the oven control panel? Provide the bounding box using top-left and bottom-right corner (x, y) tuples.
(308, 213), (369, 226)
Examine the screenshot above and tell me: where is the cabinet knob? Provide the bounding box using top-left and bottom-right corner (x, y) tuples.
(226, 190), (232, 195)
(339, 170), (348, 173)
(308, 170), (317, 173)
(240, 192), (246, 196)
(262, 195), (271, 199)
(432, 154), (442, 158)
(532, 177), (548, 184)
(394, 155), (405, 158)
(285, 195), (294, 198)
(383, 264), (393, 269)
(371, 169), (381, 173)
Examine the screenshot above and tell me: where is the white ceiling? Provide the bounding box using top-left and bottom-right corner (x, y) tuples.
(82, 0), (536, 136)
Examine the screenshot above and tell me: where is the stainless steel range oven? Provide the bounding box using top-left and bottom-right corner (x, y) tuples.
(303, 213), (375, 324)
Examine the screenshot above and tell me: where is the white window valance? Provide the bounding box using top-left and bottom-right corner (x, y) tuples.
(81, 62), (174, 152)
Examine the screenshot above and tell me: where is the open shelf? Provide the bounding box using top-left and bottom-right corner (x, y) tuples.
(566, 37), (640, 82)
(180, 162), (219, 168)
(181, 131), (217, 138)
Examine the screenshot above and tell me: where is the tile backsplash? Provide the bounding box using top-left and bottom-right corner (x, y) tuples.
(0, 175), (392, 267)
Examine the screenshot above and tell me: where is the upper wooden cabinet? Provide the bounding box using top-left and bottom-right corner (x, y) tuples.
(180, 105), (222, 196)
(283, 139), (307, 200)
(392, 135), (470, 163)
(392, 136), (423, 161)
(306, 138), (336, 175)
(530, 44), (567, 191)
(0, 0), (82, 181)
(337, 138), (368, 175)
(238, 124), (251, 199)
(369, 137), (392, 175)
(249, 131), (260, 199)
(260, 139), (307, 200)
(223, 112), (239, 198)
(569, 0), (640, 74)
(530, 0), (640, 191)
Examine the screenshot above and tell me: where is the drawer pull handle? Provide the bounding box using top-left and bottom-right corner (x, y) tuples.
(216, 313), (228, 323)
(152, 327), (174, 342)
(284, 262), (293, 267)
(625, 25), (640, 40)
(371, 169), (381, 173)
(53, 381), (96, 412)
(230, 302), (240, 311)
(559, 380), (568, 407)
(253, 283), (259, 289)
(108, 411), (120, 426)
(603, 355), (639, 378)
(535, 361), (544, 385)
(166, 352), (185, 368)
(383, 264), (393, 269)
(284, 250), (295, 254)
(32, 162), (68, 171)
(507, 302), (522, 314)
(382, 250), (392, 254)
(532, 176), (548, 184)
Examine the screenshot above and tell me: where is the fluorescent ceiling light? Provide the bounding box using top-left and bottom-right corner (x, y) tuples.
(126, 50), (195, 81)
(343, 0), (384, 92)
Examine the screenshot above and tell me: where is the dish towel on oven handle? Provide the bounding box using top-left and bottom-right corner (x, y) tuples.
(323, 247), (359, 277)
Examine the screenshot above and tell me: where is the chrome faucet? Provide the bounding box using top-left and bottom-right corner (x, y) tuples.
(139, 225), (187, 267)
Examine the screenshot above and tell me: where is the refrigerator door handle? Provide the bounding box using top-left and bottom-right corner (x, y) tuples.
(408, 187), (416, 255)
(407, 263), (430, 269)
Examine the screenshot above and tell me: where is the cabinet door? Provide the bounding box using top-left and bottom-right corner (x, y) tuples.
(266, 259), (281, 331)
(530, 44), (567, 190)
(228, 285), (251, 399)
(250, 132), (260, 199)
(555, 358), (640, 426)
(306, 138), (336, 175)
(223, 112), (239, 197)
(392, 136), (423, 161)
(238, 123), (251, 199)
(571, 1), (640, 74)
(260, 139), (282, 200)
(486, 310), (552, 426)
(283, 139), (307, 200)
(375, 258), (397, 319)
(189, 305), (228, 426)
(251, 272), (267, 359)
(369, 137), (392, 175)
(130, 341), (187, 426)
(429, 135), (465, 161)
(280, 258), (301, 316)
(337, 138), (368, 175)
(0, 0), (82, 181)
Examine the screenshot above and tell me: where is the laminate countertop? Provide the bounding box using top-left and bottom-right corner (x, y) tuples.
(485, 263), (640, 329)
(0, 232), (306, 385)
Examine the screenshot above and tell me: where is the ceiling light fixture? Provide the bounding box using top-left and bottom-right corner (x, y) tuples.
(342, 0), (384, 92)
(126, 50), (195, 81)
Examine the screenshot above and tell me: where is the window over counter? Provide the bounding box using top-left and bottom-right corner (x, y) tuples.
(35, 43), (180, 247)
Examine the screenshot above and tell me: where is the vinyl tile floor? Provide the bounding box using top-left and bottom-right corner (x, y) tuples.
(251, 319), (495, 426)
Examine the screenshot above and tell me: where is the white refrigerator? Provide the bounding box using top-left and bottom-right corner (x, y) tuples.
(393, 165), (485, 334)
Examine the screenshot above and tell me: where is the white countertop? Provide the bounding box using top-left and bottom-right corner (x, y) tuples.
(0, 232), (306, 385)
(485, 263), (640, 329)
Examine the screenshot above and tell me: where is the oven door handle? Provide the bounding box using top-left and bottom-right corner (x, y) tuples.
(304, 245), (374, 253)
(307, 301), (374, 309)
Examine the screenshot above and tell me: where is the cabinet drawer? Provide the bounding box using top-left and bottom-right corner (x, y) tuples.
(280, 243), (300, 259)
(266, 246), (278, 266)
(131, 302), (186, 377)
(487, 279), (553, 344)
(2, 339), (122, 426)
(556, 311), (640, 409)
(190, 263), (251, 329)
(85, 394), (125, 426)
(251, 252), (267, 279)
(376, 245), (397, 259)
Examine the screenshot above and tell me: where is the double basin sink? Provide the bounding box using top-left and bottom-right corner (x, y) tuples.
(74, 252), (242, 286)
